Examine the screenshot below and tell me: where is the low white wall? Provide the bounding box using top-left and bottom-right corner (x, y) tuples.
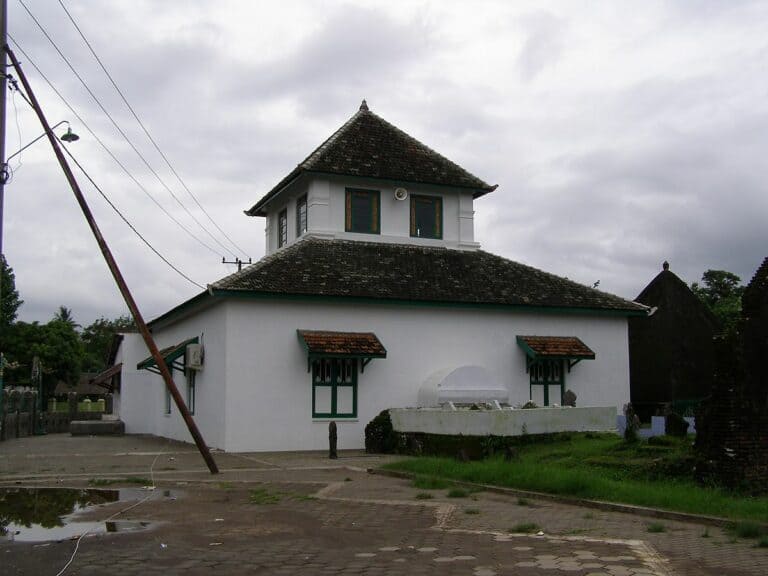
(390, 406), (617, 436)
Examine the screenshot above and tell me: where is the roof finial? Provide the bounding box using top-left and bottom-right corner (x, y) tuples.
(359, 99), (369, 111)
(663, 260), (669, 271)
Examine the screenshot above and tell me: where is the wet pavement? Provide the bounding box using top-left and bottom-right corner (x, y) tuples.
(1, 434), (767, 575)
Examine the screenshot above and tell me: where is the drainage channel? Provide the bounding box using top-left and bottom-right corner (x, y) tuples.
(0, 486), (178, 543)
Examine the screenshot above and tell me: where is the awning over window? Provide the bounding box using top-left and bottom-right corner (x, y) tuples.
(89, 363), (122, 392)
(516, 335), (595, 371)
(137, 337), (198, 374)
(297, 330), (387, 372)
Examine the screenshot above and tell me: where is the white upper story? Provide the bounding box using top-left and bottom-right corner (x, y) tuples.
(259, 174), (479, 255)
(246, 100), (497, 256)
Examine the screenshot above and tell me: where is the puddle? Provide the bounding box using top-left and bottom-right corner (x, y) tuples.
(0, 487), (176, 542)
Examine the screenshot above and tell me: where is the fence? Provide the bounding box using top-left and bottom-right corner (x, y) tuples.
(0, 390), (114, 441)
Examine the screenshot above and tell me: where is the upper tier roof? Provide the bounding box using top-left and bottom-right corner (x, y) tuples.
(246, 100), (497, 217)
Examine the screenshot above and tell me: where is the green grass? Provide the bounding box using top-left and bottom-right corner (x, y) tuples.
(757, 536), (768, 548)
(647, 522), (666, 533)
(447, 488), (469, 498)
(510, 522), (539, 533)
(415, 492), (434, 500)
(412, 476), (450, 490)
(729, 521), (766, 539)
(383, 433), (768, 523)
(249, 488), (282, 504)
(88, 477), (150, 486)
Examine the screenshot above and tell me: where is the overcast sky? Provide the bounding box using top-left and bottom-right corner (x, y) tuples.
(4, 0), (767, 326)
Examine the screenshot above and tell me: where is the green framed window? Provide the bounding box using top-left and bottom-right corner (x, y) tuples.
(312, 358), (357, 418)
(164, 386), (171, 415)
(410, 194), (442, 239)
(296, 194), (308, 236)
(345, 189), (380, 234)
(278, 209), (288, 247)
(529, 360), (564, 406)
(187, 370), (196, 415)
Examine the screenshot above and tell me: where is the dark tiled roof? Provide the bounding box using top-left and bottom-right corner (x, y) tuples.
(297, 330), (387, 357)
(743, 256), (768, 312)
(211, 238), (646, 313)
(517, 336), (595, 359)
(246, 101), (496, 216)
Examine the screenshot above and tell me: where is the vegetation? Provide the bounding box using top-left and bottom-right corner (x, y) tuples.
(691, 269), (744, 334)
(509, 522), (540, 533)
(647, 522), (666, 533)
(0, 257), (134, 395)
(88, 477), (150, 486)
(384, 433), (768, 522)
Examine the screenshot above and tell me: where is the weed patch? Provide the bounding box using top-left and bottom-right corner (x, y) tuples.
(517, 497), (530, 506)
(464, 508), (480, 514)
(447, 488), (469, 498)
(412, 476), (450, 490)
(729, 522), (766, 539)
(510, 522), (540, 533)
(88, 477), (150, 487)
(415, 492), (433, 500)
(647, 522), (666, 533)
(249, 488), (282, 504)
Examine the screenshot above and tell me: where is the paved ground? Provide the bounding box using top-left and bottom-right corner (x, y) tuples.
(1, 434), (767, 575)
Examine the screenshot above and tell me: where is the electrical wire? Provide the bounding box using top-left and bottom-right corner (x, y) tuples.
(61, 143), (205, 289)
(17, 0), (238, 259)
(56, 0), (250, 259)
(7, 34), (223, 258)
(54, 452), (164, 576)
(9, 85), (23, 172)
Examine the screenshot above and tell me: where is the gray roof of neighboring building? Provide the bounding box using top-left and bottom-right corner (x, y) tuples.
(246, 100), (497, 217)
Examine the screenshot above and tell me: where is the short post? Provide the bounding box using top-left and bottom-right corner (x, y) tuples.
(68, 392), (77, 420)
(328, 421), (338, 459)
(105, 393), (113, 414)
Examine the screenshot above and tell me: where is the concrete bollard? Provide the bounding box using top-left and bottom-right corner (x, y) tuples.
(329, 421), (338, 459)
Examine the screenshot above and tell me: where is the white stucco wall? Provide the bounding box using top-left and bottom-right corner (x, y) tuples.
(120, 298), (630, 453)
(117, 303), (228, 450)
(263, 175), (478, 254)
(219, 299), (630, 452)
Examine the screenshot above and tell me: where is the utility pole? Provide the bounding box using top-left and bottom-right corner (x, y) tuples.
(0, 0), (8, 431)
(222, 256), (251, 272)
(6, 45), (219, 474)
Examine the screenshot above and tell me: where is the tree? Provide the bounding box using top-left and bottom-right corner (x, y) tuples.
(1, 255), (23, 328)
(2, 318), (83, 396)
(53, 306), (79, 329)
(691, 269), (745, 334)
(81, 315), (135, 372)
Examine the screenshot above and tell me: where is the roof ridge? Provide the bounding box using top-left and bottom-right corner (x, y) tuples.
(352, 108), (494, 193)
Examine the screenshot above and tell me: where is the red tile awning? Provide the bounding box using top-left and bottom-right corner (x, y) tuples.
(297, 330), (387, 372)
(516, 336), (595, 370)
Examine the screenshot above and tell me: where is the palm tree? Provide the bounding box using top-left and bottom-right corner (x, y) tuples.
(53, 306), (79, 329)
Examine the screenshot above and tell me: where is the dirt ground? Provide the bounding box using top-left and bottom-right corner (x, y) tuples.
(1, 434), (767, 575)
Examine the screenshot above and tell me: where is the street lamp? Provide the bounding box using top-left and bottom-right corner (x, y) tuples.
(4, 120), (80, 166)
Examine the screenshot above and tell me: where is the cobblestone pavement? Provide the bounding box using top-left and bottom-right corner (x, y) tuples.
(1, 434), (767, 575)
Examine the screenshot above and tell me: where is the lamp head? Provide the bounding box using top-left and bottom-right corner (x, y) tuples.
(60, 127), (79, 143)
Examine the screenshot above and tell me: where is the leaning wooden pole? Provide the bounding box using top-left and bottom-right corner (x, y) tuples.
(6, 45), (219, 474)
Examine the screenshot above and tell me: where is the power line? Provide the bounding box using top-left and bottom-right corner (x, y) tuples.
(60, 142), (205, 289)
(7, 34), (223, 258)
(18, 0), (238, 258)
(56, 0), (250, 259)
